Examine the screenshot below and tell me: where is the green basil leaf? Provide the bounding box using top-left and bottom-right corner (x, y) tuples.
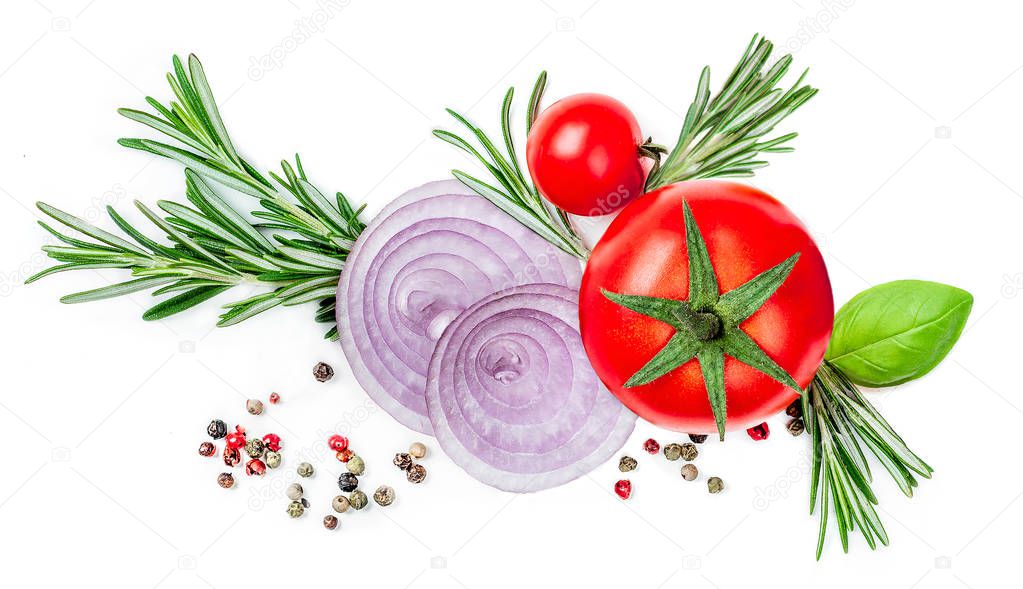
(825, 280), (973, 387)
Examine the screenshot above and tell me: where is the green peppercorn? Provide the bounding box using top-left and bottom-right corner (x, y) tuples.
(787, 418), (805, 436)
(679, 443), (698, 461)
(286, 483), (303, 501)
(347, 454), (366, 476)
(618, 456), (638, 472)
(297, 462), (314, 478)
(373, 485), (395, 507)
(349, 490), (368, 510)
(663, 443), (683, 461)
(244, 438), (265, 459)
(265, 450), (281, 469)
(332, 495), (350, 513)
(286, 500), (305, 518)
(707, 476), (724, 494)
(323, 515), (338, 530)
(680, 463), (698, 481)
(246, 399), (264, 415)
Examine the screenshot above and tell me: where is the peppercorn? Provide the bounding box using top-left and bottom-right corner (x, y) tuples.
(217, 472), (234, 489)
(286, 483), (304, 501)
(328, 434), (348, 452)
(207, 419), (227, 440)
(707, 476), (724, 494)
(245, 459), (266, 476)
(393, 453), (413, 471)
(265, 451), (282, 469)
(786, 418), (805, 437)
(313, 362), (334, 382)
(336, 449), (353, 463)
(223, 447), (241, 467)
(332, 495), (350, 513)
(408, 442), (427, 459)
(679, 443), (698, 461)
(244, 438), (265, 459)
(286, 500), (305, 518)
(349, 490), (368, 510)
(297, 462), (314, 478)
(680, 463), (698, 481)
(664, 443), (683, 461)
(269, 392), (281, 405)
(262, 433), (281, 452)
(688, 433), (709, 444)
(347, 454), (365, 476)
(786, 398), (803, 418)
(407, 463), (427, 484)
(373, 485), (395, 507)
(323, 515), (338, 530)
(614, 479), (632, 499)
(246, 399), (264, 415)
(225, 427), (246, 450)
(747, 422), (770, 441)
(337, 472), (359, 492)
(618, 456), (638, 472)
(642, 438), (660, 454)
(199, 442), (216, 457)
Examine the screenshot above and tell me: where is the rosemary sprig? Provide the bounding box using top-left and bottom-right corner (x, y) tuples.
(433, 73), (588, 260)
(645, 34), (818, 190)
(804, 360), (933, 559)
(28, 55), (365, 339)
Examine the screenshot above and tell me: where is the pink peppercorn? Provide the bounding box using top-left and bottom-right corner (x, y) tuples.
(747, 422), (770, 441)
(614, 479), (632, 499)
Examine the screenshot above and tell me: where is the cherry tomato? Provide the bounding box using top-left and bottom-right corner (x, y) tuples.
(526, 93), (645, 216)
(579, 180), (833, 433)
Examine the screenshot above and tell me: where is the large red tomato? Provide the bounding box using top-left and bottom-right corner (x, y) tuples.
(526, 94), (645, 216)
(579, 180), (833, 434)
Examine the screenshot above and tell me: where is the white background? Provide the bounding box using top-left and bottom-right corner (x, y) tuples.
(1, 1), (1020, 587)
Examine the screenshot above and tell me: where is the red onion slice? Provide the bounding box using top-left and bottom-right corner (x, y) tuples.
(338, 180), (582, 434)
(426, 283), (636, 492)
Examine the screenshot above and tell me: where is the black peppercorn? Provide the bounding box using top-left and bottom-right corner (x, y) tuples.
(207, 419), (227, 439)
(338, 472), (359, 492)
(688, 433), (708, 444)
(199, 442), (216, 457)
(313, 362), (334, 382)
(407, 463), (427, 484)
(786, 418), (805, 436)
(393, 452), (413, 471)
(786, 399), (803, 418)
(323, 515), (338, 530)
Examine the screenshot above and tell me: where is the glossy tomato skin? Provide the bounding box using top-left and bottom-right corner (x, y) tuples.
(580, 181), (833, 433)
(526, 93), (645, 216)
